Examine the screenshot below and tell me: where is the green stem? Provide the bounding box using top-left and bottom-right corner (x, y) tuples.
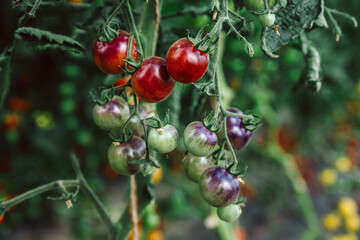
(126, 0), (143, 54)
(0, 179), (79, 214)
(326, 7), (358, 28)
(28, 0), (42, 17)
(266, 142), (324, 239)
(71, 154), (117, 239)
(212, 207), (237, 240)
(325, 8), (342, 41)
(104, 0), (126, 27)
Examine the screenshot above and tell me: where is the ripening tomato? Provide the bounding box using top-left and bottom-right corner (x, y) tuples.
(92, 96), (130, 131)
(166, 38), (209, 84)
(217, 204), (241, 222)
(199, 166), (240, 207)
(92, 31), (139, 75)
(258, 13), (276, 27)
(131, 57), (175, 103)
(148, 125), (179, 153)
(225, 108), (252, 151)
(183, 153), (213, 182)
(108, 137), (146, 175)
(114, 75), (131, 88)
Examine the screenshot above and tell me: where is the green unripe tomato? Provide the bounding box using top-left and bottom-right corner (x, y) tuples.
(183, 153), (213, 182)
(258, 13), (276, 27)
(148, 125), (179, 153)
(243, 0), (277, 12)
(143, 212), (161, 230)
(217, 204), (241, 222)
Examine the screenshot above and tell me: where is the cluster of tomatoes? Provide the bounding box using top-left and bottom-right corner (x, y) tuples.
(91, 29), (253, 222)
(243, 0), (277, 27)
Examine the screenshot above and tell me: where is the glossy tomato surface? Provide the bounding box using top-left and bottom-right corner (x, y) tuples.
(131, 57), (175, 103)
(217, 204), (241, 222)
(148, 125), (179, 153)
(108, 136), (146, 175)
(183, 121), (218, 157)
(92, 95), (130, 131)
(199, 166), (240, 207)
(166, 38), (209, 84)
(183, 152), (213, 182)
(92, 31), (139, 75)
(226, 108), (252, 151)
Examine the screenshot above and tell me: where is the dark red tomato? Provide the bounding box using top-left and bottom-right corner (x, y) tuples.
(131, 57), (175, 103)
(226, 108), (252, 151)
(166, 38), (209, 84)
(92, 31), (139, 75)
(0, 214), (3, 224)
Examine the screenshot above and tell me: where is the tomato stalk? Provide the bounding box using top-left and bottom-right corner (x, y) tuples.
(28, 0), (43, 17)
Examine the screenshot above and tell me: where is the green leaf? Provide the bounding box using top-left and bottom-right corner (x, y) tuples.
(14, 27), (85, 54)
(0, 48), (13, 109)
(262, 0), (325, 54)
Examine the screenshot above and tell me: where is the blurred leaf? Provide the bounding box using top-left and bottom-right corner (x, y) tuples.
(14, 27), (85, 54)
(0, 48), (12, 109)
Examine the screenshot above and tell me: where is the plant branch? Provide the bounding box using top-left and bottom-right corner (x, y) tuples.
(70, 154), (117, 239)
(28, 0), (42, 17)
(126, 0), (143, 55)
(153, 0), (160, 53)
(0, 179), (79, 215)
(325, 8), (342, 41)
(325, 7), (358, 28)
(129, 175), (139, 240)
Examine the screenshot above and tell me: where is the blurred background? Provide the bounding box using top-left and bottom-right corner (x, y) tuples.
(0, 0), (359, 239)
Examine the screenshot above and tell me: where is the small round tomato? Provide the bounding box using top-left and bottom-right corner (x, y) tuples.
(217, 204), (241, 222)
(148, 125), (179, 153)
(243, 0), (277, 12)
(92, 31), (139, 75)
(225, 108), (252, 151)
(183, 121), (218, 157)
(258, 13), (276, 27)
(183, 153), (213, 182)
(108, 136), (146, 175)
(199, 166), (240, 207)
(166, 38), (209, 84)
(131, 57), (175, 103)
(114, 75), (131, 88)
(92, 96), (130, 131)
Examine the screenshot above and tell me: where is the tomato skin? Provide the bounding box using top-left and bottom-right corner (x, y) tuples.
(92, 31), (139, 75)
(258, 13), (276, 27)
(148, 125), (179, 153)
(225, 108), (252, 151)
(166, 38), (209, 84)
(199, 166), (240, 207)
(108, 136), (146, 175)
(131, 57), (175, 103)
(183, 153), (213, 182)
(243, 0), (277, 11)
(217, 204), (241, 222)
(114, 75), (131, 88)
(92, 96), (130, 131)
(183, 121), (218, 157)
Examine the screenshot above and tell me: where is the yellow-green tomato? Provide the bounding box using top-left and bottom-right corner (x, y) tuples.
(243, 0), (277, 12)
(217, 204), (241, 222)
(183, 153), (213, 182)
(148, 125), (179, 153)
(258, 13), (276, 27)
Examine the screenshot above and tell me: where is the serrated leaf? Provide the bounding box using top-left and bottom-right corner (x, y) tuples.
(15, 27), (85, 54)
(262, 0), (325, 54)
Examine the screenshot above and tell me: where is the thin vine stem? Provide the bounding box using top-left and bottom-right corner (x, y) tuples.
(125, 0), (144, 55)
(28, 0), (42, 17)
(326, 7), (358, 28)
(0, 179), (79, 215)
(325, 7), (342, 41)
(104, 0), (126, 27)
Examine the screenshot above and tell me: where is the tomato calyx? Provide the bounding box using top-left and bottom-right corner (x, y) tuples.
(201, 111), (222, 133)
(226, 161), (248, 177)
(145, 111), (170, 129)
(186, 25), (216, 53)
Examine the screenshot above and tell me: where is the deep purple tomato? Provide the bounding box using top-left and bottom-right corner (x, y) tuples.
(92, 30), (139, 75)
(108, 136), (146, 175)
(199, 166), (240, 207)
(166, 38), (209, 84)
(92, 95), (130, 131)
(183, 121), (218, 157)
(131, 57), (175, 103)
(226, 108), (252, 151)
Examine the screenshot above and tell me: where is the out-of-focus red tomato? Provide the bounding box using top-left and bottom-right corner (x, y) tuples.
(4, 113), (20, 130)
(234, 225), (248, 240)
(276, 127), (297, 153)
(0, 215), (4, 225)
(9, 97), (31, 112)
(240, 183), (257, 201)
(104, 164), (119, 180)
(295, 156), (315, 185)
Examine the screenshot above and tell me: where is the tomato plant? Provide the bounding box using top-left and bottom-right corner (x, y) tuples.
(258, 13), (276, 27)
(243, 0), (277, 12)
(131, 57), (175, 103)
(166, 38), (209, 84)
(217, 204), (241, 222)
(92, 31), (139, 75)
(225, 108), (252, 151)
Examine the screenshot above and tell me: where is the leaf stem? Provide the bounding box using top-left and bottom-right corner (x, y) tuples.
(28, 0), (42, 17)
(125, 0), (143, 55)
